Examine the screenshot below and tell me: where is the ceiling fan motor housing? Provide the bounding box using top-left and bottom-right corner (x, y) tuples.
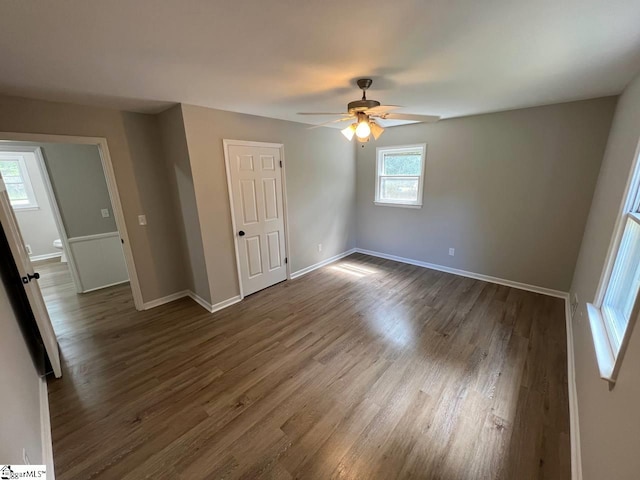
(349, 78), (380, 113)
(348, 99), (380, 113)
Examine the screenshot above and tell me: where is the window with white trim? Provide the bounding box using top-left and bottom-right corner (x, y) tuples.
(375, 144), (426, 208)
(588, 149), (640, 384)
(0, 154), (38, 210)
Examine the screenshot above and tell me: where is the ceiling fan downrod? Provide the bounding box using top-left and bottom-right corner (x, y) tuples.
(357, 78), (373, 100)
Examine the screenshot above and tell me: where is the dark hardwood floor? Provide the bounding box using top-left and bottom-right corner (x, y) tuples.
(41, 253), (570, 479)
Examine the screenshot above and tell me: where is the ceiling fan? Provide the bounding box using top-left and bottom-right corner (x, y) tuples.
(298, 78), (439, 142)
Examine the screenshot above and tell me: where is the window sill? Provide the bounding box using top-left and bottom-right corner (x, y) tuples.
(586, 303), (617, 386)
(374, 202), (422, 209)
(12, 205), (39, 211)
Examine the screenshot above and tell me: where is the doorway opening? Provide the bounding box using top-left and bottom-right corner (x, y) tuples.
(0, 133), (142, 377)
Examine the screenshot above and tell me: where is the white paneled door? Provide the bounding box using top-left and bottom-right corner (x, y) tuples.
(227, 143), (287, 296)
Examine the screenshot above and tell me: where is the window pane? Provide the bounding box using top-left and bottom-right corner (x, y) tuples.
(383, 153), (422, 176)
(604, 216), (640, 345)
(6, 183), (28, 201)
(2, 176), (22, 184)
(0, 160), (21, 177)
(380, 177), (419, 202)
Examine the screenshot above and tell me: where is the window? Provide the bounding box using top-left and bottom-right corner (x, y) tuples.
(588, 149), (640, 385)
(0, 154), (38, 209)
(375, 144), (426, 208)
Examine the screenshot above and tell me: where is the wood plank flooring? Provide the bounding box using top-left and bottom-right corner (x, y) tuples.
(42, 253), (570, 479)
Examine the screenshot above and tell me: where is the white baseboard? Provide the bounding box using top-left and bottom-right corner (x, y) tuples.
(82, 279), (130, 294)
(565, 297), (583, 480)
(187, 291), (242, 313)
(290, 248), (357, 280)
(40, 378), (55, 479)
(354, 248), (568, 298)
(187, 291), (212, 311)
(210, 294), (242, 313)
(142, 289), (242, 314)
(142, 290), (190, 310)
(30, 252), (62, 262)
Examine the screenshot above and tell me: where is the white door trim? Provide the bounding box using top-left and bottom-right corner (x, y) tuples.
(0, 132), (144, 310)
(222, 139), (291, 300)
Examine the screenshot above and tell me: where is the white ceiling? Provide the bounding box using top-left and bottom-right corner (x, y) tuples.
(1, 0), (640, 126)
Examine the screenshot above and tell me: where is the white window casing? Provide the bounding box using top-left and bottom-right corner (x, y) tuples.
(587, 141), (640, 386)
(374, 144), (426, 209)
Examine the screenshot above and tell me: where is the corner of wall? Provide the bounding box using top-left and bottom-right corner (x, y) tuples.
(156, 105), (212, 304)
(564, 296), (583, 480)
(563, 72), (640, 479)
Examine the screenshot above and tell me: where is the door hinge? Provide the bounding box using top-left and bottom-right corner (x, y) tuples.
(285, 257), (288, 264)
(279, 160), (283, 168)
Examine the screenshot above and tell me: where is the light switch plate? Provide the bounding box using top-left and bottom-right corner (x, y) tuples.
(138, 214), (147, 226)
(101, 209), (110, 218)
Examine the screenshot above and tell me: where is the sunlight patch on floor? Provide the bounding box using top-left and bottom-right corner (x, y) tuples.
(330, 262), (378, 277)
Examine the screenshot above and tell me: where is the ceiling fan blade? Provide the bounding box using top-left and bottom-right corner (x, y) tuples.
(297, 112), (350, 116)
(307, 116), (355, 129)
(365, 105), (402, 115)
(375, 113), (440, 123)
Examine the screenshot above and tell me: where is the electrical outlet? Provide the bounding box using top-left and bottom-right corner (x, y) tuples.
(318, 243), (322, 252)
(138, 215), (147, 226)
(23, 448), (30, 465)
(25, 244), (32, 255)
(101, 208), (110, 218)
(449, 248), (455, 256)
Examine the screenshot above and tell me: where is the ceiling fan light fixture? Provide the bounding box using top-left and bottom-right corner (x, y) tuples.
(298, 79), (439, 142)
(355, 118), (371, 140)
(341, 124), (356, 141)
(370, 120), (385, 140)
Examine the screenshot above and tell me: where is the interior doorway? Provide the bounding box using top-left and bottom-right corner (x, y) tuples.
(0, 133), (142, 377)
(0, 143), (129, 293)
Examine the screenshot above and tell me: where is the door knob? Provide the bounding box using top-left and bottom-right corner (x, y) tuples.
(21, 272), (40, 284)
(238, 230), (245, 236)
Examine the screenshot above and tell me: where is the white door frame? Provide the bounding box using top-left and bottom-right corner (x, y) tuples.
(0, 132), (144, 311)
(222, 139), (292, 300)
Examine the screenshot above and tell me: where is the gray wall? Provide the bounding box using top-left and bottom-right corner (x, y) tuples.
(40, 143), (117, 238)
(0, 94), (185, 303)
(180, 104), (357, 304)
(13, 151), (60, 257)
(355, 97), (617, 291)
(0, 282), (45, 467)
(569, 73), (640, 479)
(157, 106), (207, 302)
